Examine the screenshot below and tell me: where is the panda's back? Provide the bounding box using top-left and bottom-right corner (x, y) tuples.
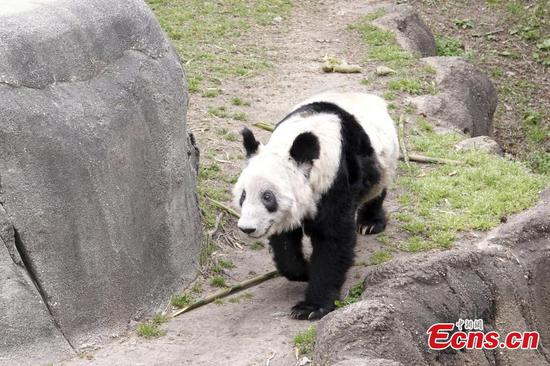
(268, 92), (399, 197)
(294, 92), (399, 193)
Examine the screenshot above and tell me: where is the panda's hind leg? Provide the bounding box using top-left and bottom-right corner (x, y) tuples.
(356, 189), (387, 235)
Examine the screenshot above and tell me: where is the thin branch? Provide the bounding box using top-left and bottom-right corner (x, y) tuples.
(472, 29), (504, 37)
(172, 271), (279, 317)
(406, 154), (463, 165)
(206, 197), (240, 218)
(397, 114), (410, 168)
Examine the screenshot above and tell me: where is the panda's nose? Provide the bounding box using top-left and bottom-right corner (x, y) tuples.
(239, 226), (256, 235)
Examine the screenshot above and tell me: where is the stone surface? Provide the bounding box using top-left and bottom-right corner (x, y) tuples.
(373, 5), (436, 57)
(0, 0), (201, 360)
(455, 135), (504, 155)
(410, 57), (498, 136)
(1, 206), (74, 365)
(315, 188), (550, 365)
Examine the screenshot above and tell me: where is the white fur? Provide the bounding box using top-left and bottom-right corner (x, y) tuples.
(297, 92), (399, 200)
(233, 92), (399, 237)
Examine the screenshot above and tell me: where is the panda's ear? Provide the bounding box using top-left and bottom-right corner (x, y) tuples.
(289, 132), (320, 178)
(241, 127), (260, 158)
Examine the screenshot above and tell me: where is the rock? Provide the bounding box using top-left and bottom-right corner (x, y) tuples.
(315, 188), (550, 365)
(455, 136), (504, 155)
(410, 57), (498, 136)
(1, 206), (74, 364)
(0, 0), (201, 360)
(373, 5), (436, 57)
(375, 66), (396, 76)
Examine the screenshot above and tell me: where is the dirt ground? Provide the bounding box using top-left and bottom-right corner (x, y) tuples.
(61, 0), (547, 365)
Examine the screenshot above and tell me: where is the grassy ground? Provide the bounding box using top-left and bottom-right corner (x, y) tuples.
(146, 0), (292, 93)
(348, 6), (549, 262)
(410, 0), (549, 175)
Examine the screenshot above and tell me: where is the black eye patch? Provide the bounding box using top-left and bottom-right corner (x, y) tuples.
(239, 190), (246, 206)
(261, 190), (278, 212)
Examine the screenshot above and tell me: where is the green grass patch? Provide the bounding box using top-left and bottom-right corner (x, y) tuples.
(334, 282), (364, 309)
(146, 0), (293, 92)
(137, 322), (164, 339)
(294, 326), (316, 356)
(171, 293), (193, 308)
(210, 275), (227, 287)
(435, 34), (464, 56)
(351, 19), (414, 67)
(231, 97), (251, 106)
(395, 127), (549, 251)
(216, 127), (238, 142)
(203, 88), (221, 98)
(364, 8), (386, 21)
(388, 78), (422, 94)
(152, 313), (169, 325)
(388, 78), (436, 95)
(233, 111), (249, 121)
(208, 106), (228, 118)
(218, 259), (235, 269)
(370, 250), (393, 265)
(249, 241), (265, 250)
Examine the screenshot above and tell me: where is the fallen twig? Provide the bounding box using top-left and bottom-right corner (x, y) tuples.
(266, 352), (276, 366)
(472, 29), (504, 37)
(206, 197), (240, 218)
(207, 212), (223, 239)
(397, 114), (410, 168)
(172, 270), (279, 317)
(406, 154), (463, 165)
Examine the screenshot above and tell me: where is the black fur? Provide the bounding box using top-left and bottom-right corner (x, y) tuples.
(356, 189), (387, 235)
(269, 102), (385, 320)
(289, 132), (320, 165)
(269, 228), (309, 282)
(241, 127), (259, 158)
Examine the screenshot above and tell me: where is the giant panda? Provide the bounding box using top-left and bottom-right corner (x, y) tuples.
(233, 91), (399, 320)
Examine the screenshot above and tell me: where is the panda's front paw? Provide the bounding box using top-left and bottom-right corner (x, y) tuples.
(356, 220), (386, 235)
(290, 301), (332, 320)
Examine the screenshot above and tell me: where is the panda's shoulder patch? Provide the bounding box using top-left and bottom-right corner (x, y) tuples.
(289, 132), (320, 165)
(278, 101), (374, 158)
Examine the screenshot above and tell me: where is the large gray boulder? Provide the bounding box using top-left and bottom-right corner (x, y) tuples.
(0, 0), (201, 362)
(373, 5), (436, 57)
(410, 57), (498, 136)
(315, 188), (550, 365)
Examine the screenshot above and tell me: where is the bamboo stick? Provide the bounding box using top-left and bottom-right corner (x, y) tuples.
(206, 196), (240, 218)
(397, 114), (410, 168)
(172, 270), (279, 317)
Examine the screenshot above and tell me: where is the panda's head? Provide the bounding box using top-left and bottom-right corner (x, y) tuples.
(233, 127), (320, 238)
